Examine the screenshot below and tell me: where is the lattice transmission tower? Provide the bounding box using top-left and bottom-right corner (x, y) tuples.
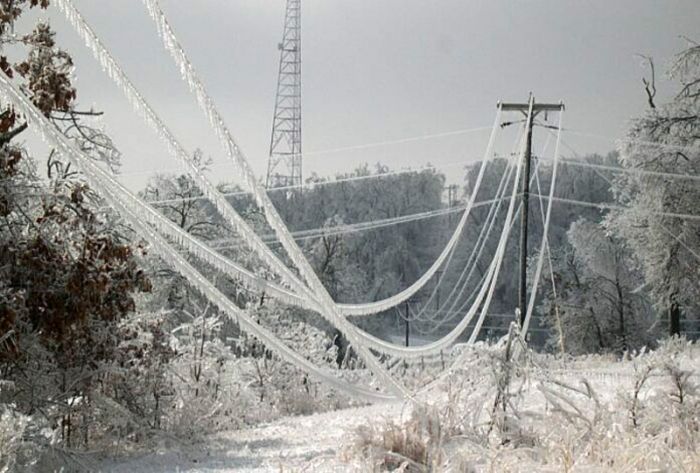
(265, 0), (302, 189)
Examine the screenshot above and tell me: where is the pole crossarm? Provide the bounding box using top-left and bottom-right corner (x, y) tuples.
(498, 101), (564, 114)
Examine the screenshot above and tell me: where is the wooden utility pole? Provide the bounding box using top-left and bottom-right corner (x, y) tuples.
(447, 185), (458, 225)
(435, 270), (443, 311)
(499, 95), (564, 327)
(669, 294), (680, 337)
(405, 300), (410, 347)
(519, 96), (535, 329)
(403, 297), (422, 347)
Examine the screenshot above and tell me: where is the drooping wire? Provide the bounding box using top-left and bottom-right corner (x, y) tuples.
(0, 72), (395, 402)
(408, 127), (525, 329)
(58, 0), (409, 395)
(522, 111), (564, 333)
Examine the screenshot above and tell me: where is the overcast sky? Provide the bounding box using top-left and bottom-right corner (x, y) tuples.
(22, 0), (700, 190)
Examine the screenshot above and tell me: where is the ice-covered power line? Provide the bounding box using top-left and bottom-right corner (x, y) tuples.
(541, 129), (700, 182)
(62, 0), (420, 394)
(144, 0), (505, 325)
(52, 0), (508, 388)
(658, 225), (700, 263)
(410, 129), (526, 330)
(337, 128), (523, 357)
(303, 126), (494, 157)
(335, 111), (506, 318)
(408, 161), (511, 324)
(53, 0), (642, 375)
(133, 128), (700, 211)
(415, 129), (550, 334)
(118, 123), (698, 178)
(54, 0), (314, 303)
(58, 0), (409, 395)
(141, 143), (700, 209)
(115, 125), (494, 178)
(120, 158), (468, 181)
(533, 153), (564, 352)
(522, 111), (564, 334)
(141, 0), (545, 361)
(534, 195), (700, 221)
(562, 128), (700, 153)
(388, 123), (526, 354)
(142, 160), (471, 206)
(209, 197), (509, 249)
(0, 72), (396, 403)
(558, 157), (700, 182)
(63, 0), (511, 363)
(140, 0), (521, 364)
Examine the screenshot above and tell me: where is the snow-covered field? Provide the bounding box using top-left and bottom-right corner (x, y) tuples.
(98, 337), (700, 472)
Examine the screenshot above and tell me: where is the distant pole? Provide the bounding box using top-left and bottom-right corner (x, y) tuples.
(405, 300), (410, 347)
(669, 294), (680, 336)
(447, 184), (458, 225)
(498, 96), (564, 328)
(435, 270), (442, 311)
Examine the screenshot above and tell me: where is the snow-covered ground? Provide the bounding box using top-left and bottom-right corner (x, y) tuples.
(98, 400), (406, 472)
(98, 339), (700, 472)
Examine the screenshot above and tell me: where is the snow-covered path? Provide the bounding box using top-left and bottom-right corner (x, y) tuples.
(100, 400), (406, 472)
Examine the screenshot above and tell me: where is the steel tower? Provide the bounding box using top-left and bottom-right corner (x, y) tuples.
(265, 0), (302, 189)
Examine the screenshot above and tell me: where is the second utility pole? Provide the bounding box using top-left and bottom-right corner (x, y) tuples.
(499, 95), (564, 327)
(405, 300), (410, 347)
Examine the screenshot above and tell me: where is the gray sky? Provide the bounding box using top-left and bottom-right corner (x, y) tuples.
(23, 0), (700, 190)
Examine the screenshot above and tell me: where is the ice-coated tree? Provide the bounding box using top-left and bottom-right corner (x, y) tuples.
(606, 41), (700, 336)
(541, 218), (655, 355)
(306, 214), (365, 301)
(282, 163), (446, 304)
(0, 2), (155, 456)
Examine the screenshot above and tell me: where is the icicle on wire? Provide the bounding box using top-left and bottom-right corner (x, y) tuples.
(53, 0), (313, 304)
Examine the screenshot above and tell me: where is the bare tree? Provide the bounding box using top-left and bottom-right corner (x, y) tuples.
(636, 54), (657, 109)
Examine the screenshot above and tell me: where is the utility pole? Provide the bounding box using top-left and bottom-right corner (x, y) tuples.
(447, 184), (458, 225)
(519, 96), (535, 330)
(405, 300), (410, 347)
(435, 270), (442, 311)
(403, 297), (422, 347)
(499, 95), (564, 327)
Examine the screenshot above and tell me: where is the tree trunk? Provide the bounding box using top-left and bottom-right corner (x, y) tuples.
(615, 278), (628, 352)
(669, 294), (681, 337)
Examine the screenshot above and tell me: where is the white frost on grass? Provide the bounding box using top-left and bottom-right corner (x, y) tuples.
(99, 337), (700, 472)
